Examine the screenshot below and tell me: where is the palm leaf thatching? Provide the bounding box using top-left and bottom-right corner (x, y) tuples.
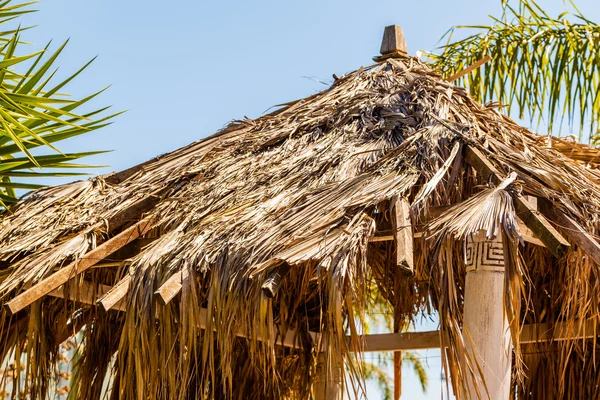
(1, 52), (600, 399)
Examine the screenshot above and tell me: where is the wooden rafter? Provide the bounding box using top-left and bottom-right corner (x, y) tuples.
(99, 275), (131, 311)
(155, 270), (189, 305)
(390, 195), (414, 274)
(464, 145), (570, 257)
(6, 217), (154, 315)
(539, 199), (600, 265)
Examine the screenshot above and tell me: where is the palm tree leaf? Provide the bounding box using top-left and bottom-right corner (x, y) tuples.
(427, 0), (600, 141)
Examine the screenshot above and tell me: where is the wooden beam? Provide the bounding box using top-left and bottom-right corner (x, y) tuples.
(261, 262), (291, 298)
(464, 145), (570, 257)
(155, 270), (189, 305)
(346, 319), (598, 353)
(48, 280), (125, 312)
(352, 330), (442, 352)
(105, 196), (160, 232)
(538, 199), (600, 265)
(391, 196), (414, 274)
(520, 319), (598, 343)
(5, 217), (154, 315)
(99, 275), (131, 311)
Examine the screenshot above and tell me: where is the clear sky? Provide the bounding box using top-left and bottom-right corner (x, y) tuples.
(13, 0), (600, 398)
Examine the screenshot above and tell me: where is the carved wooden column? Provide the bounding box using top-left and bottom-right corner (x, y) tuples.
(462, 231), (512, 400)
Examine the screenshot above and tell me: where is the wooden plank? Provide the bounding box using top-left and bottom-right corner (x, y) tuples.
(379, 25), (407, 55)
(391, 196), (414, 274)
(520, 320), (597, 343)
(352, 330), (442, 352)
(447, 55), (492, 83)
(99, 275), (131, 311)
(464, 145), (570, 257)
(105, 195), (161, 232)
(538, 199), (600, 265)
(155, 270), (189, 305)
(5, 217), (154, 315)
(261, 262), (291, 298)
(346, 320), (598, 353)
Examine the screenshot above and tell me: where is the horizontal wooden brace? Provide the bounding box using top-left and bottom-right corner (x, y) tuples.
(48, 280), (125, 312)
(349, 320), (598, 352)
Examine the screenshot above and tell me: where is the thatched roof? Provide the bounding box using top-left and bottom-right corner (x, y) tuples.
(1, 54), (600, 399)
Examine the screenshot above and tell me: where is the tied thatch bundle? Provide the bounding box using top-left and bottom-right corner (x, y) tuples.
(0, 55), (600, 399)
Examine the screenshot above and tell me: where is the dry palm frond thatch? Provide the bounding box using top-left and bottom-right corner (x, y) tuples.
(0, 55), (600, 399)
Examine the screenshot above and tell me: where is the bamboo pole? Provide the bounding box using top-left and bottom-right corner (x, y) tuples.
(462, 231), (512, 399)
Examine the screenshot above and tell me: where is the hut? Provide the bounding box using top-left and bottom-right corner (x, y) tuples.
(1, 25), (600, 400)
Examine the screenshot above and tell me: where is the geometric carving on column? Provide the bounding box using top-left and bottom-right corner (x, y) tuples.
(465, 232), (505, 273)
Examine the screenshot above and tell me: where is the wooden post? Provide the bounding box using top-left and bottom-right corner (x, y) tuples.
(462, 231), (512, 400)
(393, 348), (402, 399)
(313, 353), (343, 400)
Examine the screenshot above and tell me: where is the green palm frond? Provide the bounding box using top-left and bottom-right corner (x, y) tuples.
(0, 1), (116, 208)
(428, 0), (600, 142)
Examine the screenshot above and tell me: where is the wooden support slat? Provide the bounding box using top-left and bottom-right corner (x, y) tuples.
(464, 145), (570, 257)
(5, 217), (154, 315)
(391, 196), (414, 274)
(520, 319), (597, 343)
(261, 262), (291, 298)
(353, 331), (442, 352)
(49, 280), (116, 307)
(346, 320), (598, 353)
(155, 270), (189, 305)
(538, 199), (600, 265)
(105, 196), (160, 232)
(99, 275), (131, 311)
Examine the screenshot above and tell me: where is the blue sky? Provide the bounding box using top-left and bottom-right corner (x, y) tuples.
(13, 0), (600, 398)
